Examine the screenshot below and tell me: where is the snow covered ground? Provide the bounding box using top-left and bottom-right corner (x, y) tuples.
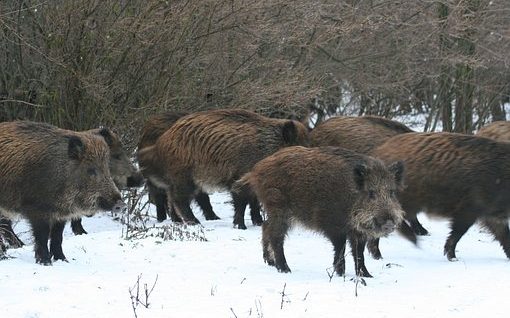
(2, 192), (509, 318)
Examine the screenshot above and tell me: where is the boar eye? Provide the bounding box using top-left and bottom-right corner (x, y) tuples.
(87, 167), (98, 176)
(368, 190), (376, 200)
(112, 154), (121, 160)
(390, 190), (397, 197)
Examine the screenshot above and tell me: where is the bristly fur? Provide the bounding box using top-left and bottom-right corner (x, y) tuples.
(235, 146), (404, 277)
(310, 115), (413, 154)
(138, 109), (309, 228)
(0, 120), (121, 264)
(370, 132), (510, 261)
(476, 121), (510, 142)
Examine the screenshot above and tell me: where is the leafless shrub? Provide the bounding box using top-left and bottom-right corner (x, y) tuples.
(116, 187), (208, 242)
(0, 0), (507, 139)
(128, 274), (158, 318)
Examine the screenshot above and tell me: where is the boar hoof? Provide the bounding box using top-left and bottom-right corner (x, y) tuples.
(264, 257), (275, 267)
(276, 265), (291, 273)
(368, 248), (383, 260)
(71, 223), (88, 236)
(358, 270), (373, 278)
(183, 218), (201, 226)
(444, 245), (457, 261)
(251, 219), (263, 226)
(205, 214), (220, 221)
(52, 253), (68, 262)
(73, 228), (88, 235)
(234, 223), (247, 230)
(36, 258), (52, 266)
(367, 242), (383, 260)
(414, 227), (429, 236)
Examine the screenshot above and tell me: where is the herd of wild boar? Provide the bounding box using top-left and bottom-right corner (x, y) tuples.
(1, 109), (509, 278)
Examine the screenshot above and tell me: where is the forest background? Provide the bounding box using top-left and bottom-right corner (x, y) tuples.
(1, 0), (509, 150)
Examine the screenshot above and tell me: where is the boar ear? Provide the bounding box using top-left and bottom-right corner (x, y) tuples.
(388, 161), (405, 187)
(68, 136), (86, 161)
(98, 127), (114, 146)
(282, 121), (297, 144)
(353, 163), (368, 190)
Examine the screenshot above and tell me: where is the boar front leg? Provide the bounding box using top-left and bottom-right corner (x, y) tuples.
(50, 220), (68, 262)
(31, 218), (52, 265)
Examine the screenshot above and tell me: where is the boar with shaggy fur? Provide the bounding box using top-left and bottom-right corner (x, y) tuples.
(1, 127), (143, 242)
(476, 121), (510, 142)
(310, 115), (429, 237)
(235, 146), (405, 277)
(0, 121), (123, 265)
(138, 109), (309, 229)
(369, 132), (510, 261)
(138, 111), (221, 223)
(310, 116), (413, 153)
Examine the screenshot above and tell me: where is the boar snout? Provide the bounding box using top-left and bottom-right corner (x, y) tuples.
(112, 200), (127, 213)
(97, 191), (122, 211)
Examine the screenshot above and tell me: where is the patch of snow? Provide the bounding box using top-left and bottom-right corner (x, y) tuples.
(2, 192), (509, 318)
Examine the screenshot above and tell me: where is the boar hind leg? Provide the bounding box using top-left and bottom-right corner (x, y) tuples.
(248, 197), (263, 226)
(480, 217), (510, 259)
(153, 186), (171, 222)
(71, 218), (87, 235)
(0, 218), (24, 248)
(262, 212), (291, 273)
(232, 191), (250, 230)
(409, 216), (429, 236)
(195, 191), (220, 221)
(444, 214), (477, 261)
(349, 235), (372, 278)
(170, 192), (200, 225)
(30, 219), (52, 265)
(327, 233), (347, 276)
(50, 221), (67, 262)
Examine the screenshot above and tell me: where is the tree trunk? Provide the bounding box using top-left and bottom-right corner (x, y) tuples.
(437, 2), (453, 132)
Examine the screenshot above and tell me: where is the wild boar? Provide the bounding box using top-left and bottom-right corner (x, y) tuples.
(369, 132), (510, 261)
(138, 111), (220, 223)
(138, 109), (309, 229)
(235, 146), (406, 277)
(138, 111), (267, 225)
(310, 115), (414, 153)
(0, 121), (123, 265)
(309, 115), (430, 237)
(0, 126), (143, 243)
(476, 121), (510, 142)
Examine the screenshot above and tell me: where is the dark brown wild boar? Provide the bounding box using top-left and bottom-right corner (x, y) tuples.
(369, 132), (510, 261)
(234, 146), (405, 277)
(138, 109), (309, 229)
(1, 127), (144, 241)
(138, 111), (220, 223)
(476, 121), (510, 142)
(0, 121), (123, 265)
(310, 115), (430, 237)
(310, 115), (413, 153)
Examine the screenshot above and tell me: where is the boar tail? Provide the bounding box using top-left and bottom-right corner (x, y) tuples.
(232, 172), (253, 195)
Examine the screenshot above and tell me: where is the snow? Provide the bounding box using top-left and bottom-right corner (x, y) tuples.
(2, 192), (509, 318)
